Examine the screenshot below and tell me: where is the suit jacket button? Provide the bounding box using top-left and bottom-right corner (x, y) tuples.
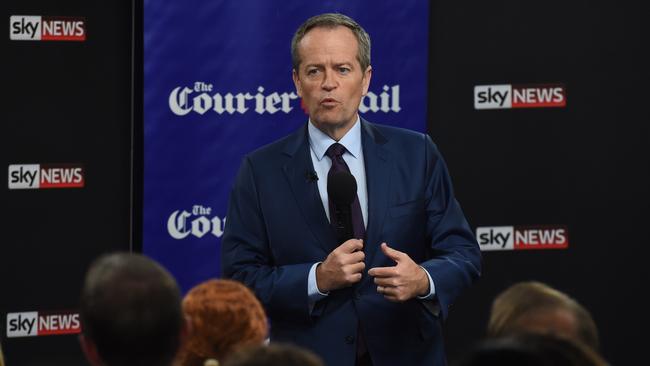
(345, 335), (355, 344)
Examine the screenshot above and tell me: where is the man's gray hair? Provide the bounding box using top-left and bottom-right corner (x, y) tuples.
(291, 13), (371, 72)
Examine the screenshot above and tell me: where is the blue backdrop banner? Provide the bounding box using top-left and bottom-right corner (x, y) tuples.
(143, 0), (429, 292)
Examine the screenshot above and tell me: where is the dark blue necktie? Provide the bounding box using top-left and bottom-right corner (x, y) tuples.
(326, 143), (366, 240)
(326, 142), (370, 363)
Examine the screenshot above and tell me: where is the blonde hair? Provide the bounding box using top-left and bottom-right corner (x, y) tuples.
(488, 281), (599, 350)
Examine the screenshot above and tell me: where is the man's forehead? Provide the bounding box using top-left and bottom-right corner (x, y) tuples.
(300, 25), (357, 46)
(297, 26), (359, 63)
(304, 24), (353, 35)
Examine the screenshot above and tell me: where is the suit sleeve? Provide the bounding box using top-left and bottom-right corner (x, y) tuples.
(221, 156), (314, 323)
(419, 135), (482, 320)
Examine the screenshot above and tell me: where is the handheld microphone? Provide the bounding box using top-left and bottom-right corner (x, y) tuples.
(306, 171), (319, 182)
(327, 171), (357, 243)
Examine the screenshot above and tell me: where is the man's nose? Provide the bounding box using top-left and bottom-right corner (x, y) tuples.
(321, 70), (337, 91)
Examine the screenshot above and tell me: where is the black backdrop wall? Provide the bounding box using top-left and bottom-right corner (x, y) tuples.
(2, 0), (648, 365)
(2, 1), (134, 365)
(429, 1), (649, 364)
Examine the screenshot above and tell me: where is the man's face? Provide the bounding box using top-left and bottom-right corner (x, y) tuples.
(292, 26), (371, 138)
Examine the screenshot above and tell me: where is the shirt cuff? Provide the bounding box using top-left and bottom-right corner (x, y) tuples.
(416, 266), (436, 300)
(308, 262), (329, 303)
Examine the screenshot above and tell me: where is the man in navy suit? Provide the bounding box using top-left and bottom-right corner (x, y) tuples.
(222, 13), (481, 366)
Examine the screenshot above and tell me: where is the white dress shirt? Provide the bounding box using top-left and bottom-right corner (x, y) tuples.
(305, 116), (435, 306)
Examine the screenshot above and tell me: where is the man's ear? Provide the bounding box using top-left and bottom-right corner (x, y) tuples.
(361, 65), (372, 96)
(292, 69), (303, 97)
(79, 333), (103, 366)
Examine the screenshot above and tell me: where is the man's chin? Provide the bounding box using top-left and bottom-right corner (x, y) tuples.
(310, 113), (353, 129)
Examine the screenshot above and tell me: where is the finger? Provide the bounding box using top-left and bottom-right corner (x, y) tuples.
(381, 243), (403, 262)
(379, 285), (397, 297)
(340, 239), (364, 253)
(376, 285), (392, 294)
(346, 262), (365, 274)
(374, 277), (397, 287)
(345, 262), (366, 273)
(381, 287), (404, 301)
(368, 266), (397, 278)
(347, 272), (362, 283)
(351, 250), (365, 263)
(383, 294), (401, 302)
(340, 250), (365, 265)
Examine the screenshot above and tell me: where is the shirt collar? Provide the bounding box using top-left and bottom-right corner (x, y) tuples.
(308, 116), (362, 161)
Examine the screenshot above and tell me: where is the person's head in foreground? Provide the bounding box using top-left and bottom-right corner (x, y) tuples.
(454, 333), (607, 366)
(79, 252), (185, 366)
(175, 279), (268, 366)
(488, 281), (599, 350)
(223, 343), (323, 366)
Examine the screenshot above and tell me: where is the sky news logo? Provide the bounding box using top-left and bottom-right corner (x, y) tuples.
(476, 225), (569, 251)
(8, 164), (85, 190)
(474, 84), (566, 110)
(10, 15), (86, 41)
(6, 311), (81, 338)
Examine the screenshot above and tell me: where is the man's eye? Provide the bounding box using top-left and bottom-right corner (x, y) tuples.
(339, 67), (350, 74)
(307, 69), (319, 76)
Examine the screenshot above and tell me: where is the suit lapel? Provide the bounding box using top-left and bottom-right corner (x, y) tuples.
(361, 120), (391, 265)
(282, 124), (338, 253)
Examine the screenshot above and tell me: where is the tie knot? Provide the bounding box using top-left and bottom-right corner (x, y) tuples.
(326, 143), (346, 159)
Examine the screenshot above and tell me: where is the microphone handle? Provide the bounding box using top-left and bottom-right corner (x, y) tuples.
(334, 205), (354, 243)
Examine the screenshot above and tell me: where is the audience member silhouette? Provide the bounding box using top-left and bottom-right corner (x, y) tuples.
(454, 333), (607, 366)
(79, 252), (186, 366)
(175, 279), (267, 366)
(488, 281), (599, 350)
(222, 343), (323, 366)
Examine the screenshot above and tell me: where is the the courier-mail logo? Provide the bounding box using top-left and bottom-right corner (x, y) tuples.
(474, 84), (566, 110)
(10, 15), (86, 41)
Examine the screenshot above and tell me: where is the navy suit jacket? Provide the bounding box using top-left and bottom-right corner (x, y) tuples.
(222, 120), (481, 366)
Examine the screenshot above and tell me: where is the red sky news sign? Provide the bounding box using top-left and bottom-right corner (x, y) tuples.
(8, 164), (85, 189)
(6, 311), (81, 338)
(476, 225), (569, 251)
(9, 15), (86, 41)
(474, 84), (566, 109)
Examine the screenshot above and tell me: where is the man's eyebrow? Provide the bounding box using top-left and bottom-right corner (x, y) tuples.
(303, 63), (324, 69)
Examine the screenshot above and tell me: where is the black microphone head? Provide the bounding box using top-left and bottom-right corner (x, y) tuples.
(306, 171), (318, 182)
(328, 171), (357, 206)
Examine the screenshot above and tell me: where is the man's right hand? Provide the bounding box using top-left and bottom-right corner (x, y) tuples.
(316, 239), (365, 292)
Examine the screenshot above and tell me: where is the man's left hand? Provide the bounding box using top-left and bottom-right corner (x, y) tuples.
(368, 243), (430, 302)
